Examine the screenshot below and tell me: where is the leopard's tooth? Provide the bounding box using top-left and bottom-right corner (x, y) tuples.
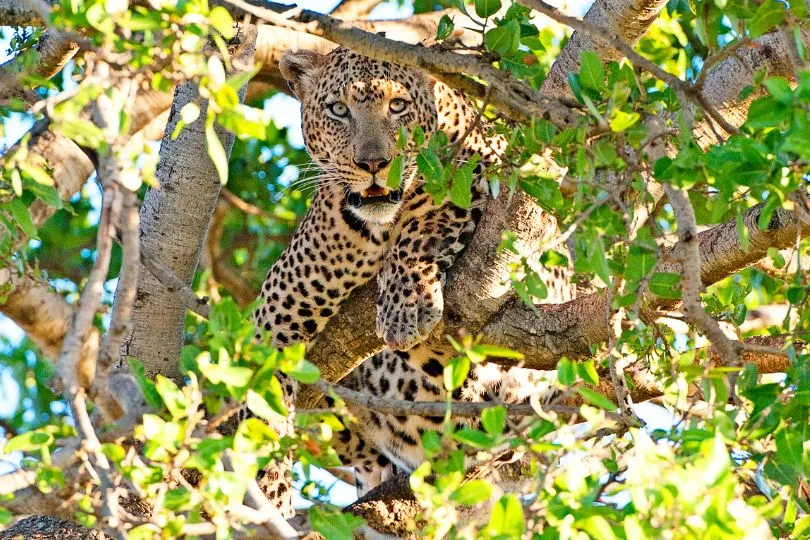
(380, 187), (390, 196)
(361, 189), (370, 197)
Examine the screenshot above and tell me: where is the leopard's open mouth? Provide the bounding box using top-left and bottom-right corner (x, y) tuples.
(346, 185), (404, 208)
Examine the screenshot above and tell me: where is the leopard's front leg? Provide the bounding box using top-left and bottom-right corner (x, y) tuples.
(376, 185), (485, 351)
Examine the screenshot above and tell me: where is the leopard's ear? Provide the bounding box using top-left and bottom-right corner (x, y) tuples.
(279, 50), (326, 100)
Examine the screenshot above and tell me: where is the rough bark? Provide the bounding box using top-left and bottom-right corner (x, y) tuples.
(0, 270), (99, 365)
(344, 474), (421, 538)
(540, 0), (669, 99)
(253, 10), (481, 85)
(124, 26), (256, 380)
(0, 30), (80, 81)
(690, 26), (809, 147)
(0, 516), (100, 539)
(476, 205), (808, 369)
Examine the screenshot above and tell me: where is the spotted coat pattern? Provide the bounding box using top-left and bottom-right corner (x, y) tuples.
(253, 48), (571, 509)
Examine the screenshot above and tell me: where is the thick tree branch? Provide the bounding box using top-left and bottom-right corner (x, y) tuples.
(221, 0), (586, 126)
(0, 29), (81, 82)
(124, 26), (255, 381)
(486, 205), (809, 369)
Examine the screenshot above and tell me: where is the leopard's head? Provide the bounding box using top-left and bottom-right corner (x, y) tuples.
(280, 47), (438, 223)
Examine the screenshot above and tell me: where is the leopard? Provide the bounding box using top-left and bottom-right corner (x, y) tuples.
(251, 47), (572, 515)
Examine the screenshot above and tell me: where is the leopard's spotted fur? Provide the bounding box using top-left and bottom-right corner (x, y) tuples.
(252, 48), (572, 512)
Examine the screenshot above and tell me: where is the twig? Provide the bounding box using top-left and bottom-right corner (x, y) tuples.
(605, 280), (643, 427)
(220, 187), (274, 218)
(93, 191), (140, 421)
(139, 245), (211, 319)
(312, 379), (625, 423)
(519, 0), (741, 136)
(665, 185), (742, 403)
(216, 0), (585, 126)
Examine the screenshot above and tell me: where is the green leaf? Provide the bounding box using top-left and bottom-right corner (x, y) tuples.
(472, 344), (524, 360)
(130, 358), (163, 410)
(576, 360), (599, 385)
(576, 388), (618, 411)
(208, 6), (235, 39)
(482, 406), (506, 435)
(444, 355), (470, 391)
(285, 359), (320, 384)
(487, 495), (525, 537)
(247, 389), (286, 421)
(25, 182), (63, 209)
(386, 154), (404, 190)
(697, 434), (731, 486)
(557, 358), (576, 386)
(453, 427), (497, 449)
(217, 107), (266, 140)
(260, 375), (289, 417)
(610, 110), (640, 132)
(519, 175), (563, 211)
(206, 120), (229, 184)
(746, 96), (790, 128)
(9, 198), (38, 240)
(485, 20), (521, 57)
(416, 149), (443, 182)
(749, 0), (786, 37)
(200, 361), (253, 388)
(763, 77), (793, 103)
(155, 375), (187, 419)
(649, 272), (682, 299)
(592, 140), (618, 168)
(451, 479), (494, 505)
(525, 271), (548, 300)
(567, 72), (583, 103)
(776, 428), (805, 471)
(422, 430), (442, 457)
(587, 236), (611, 285)
(19, 162), (54, 186)
(101, 443), (126, 463)
(789, 0), (808, 18)
(578, 516), (618, 540)
(794, 516), (810, 537)
(579, 51), (605, 92)
(449, 165), (473, 209)
(475, 0), (501, 18)
(309, 505), (365, 540)
(5, 430), (53, 453)
(436, 14), (454, 40)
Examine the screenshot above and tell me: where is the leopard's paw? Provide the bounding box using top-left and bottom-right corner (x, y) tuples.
(375, 270), (444, 351)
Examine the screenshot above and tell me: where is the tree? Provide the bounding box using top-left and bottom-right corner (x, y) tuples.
(0, 0), (809, 538)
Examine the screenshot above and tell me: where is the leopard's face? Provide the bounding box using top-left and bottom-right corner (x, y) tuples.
(280, 48), (438, 224)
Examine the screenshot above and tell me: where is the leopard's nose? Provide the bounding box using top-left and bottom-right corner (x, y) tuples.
(353, 158), (391, 174)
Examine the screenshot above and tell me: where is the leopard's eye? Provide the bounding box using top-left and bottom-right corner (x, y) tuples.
(328, 101), (349, 118)
(389, 98), (409, 114)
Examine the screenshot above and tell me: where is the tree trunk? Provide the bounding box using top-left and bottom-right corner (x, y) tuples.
(123, 26), (257, 380)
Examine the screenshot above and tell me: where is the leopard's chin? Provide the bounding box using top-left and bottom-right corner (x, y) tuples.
(344, 186), (403, 224)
